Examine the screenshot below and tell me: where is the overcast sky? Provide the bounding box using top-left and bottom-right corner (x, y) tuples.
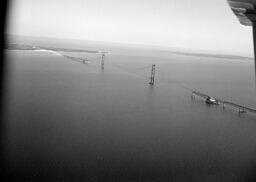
(7, 0), (254, 56)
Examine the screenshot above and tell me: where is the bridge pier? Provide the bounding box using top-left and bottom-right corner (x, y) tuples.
(238, 107), (246, 114)
(191, 93), (195, 100)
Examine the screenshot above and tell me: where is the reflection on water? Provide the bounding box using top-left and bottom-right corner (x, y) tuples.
(2, 42), (256, 181)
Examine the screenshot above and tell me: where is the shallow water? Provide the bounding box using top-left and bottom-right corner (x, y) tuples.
(2, 41), (256, 181)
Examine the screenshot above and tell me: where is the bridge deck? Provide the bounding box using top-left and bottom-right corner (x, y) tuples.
(192, 90), (256, 114)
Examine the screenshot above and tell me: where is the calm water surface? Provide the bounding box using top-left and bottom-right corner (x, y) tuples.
(2, 40), (256, 181)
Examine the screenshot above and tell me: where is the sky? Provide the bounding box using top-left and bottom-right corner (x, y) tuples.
(7, 0), (254, 56)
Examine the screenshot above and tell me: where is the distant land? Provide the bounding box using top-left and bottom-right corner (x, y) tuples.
(6, 43), (102, 54)
(155, 49), (253, 61)
(6, 34), (254, 61)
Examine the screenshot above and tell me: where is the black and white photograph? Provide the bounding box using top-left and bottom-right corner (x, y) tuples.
(1, 0), (256, 181)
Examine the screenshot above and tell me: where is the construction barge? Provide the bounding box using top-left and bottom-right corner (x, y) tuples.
(191, 90), (256, 115)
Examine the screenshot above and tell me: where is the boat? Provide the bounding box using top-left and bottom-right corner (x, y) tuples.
(205, 97), (219, 105)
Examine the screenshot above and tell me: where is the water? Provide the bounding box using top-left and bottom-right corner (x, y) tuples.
(2, 38), (256, 181)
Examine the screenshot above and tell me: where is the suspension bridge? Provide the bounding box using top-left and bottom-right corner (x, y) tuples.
(38, 46), (256, 117)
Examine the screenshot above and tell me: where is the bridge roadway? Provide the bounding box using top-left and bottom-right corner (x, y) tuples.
(62, 55), (89, 64)
(192, 90), (256, 114)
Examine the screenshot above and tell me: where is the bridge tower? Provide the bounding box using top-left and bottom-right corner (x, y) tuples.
(149, 64), (156, 85)
(101, 53), (105, 70)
